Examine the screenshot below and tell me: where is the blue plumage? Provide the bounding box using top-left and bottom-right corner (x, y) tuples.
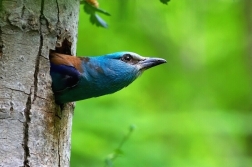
(50, 52), (166, 104)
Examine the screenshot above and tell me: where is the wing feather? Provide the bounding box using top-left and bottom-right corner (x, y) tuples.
(49, 52), (83, 72)
(49, 52), (84, 92)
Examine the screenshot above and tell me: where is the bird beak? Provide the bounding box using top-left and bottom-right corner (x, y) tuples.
(138, 57), (167, 70)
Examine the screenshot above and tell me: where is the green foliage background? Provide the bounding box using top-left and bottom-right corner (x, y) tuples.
(71, 0), (252, 167)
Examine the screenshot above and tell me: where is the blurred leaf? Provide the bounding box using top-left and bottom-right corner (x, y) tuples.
(90, 14), (108, 28)
(92, 6), (110, 16)
(82, 1), (110, 28)
(83, 1), (110, 16)
(114, 148), (124, 156)
(160, 0), (170, 4)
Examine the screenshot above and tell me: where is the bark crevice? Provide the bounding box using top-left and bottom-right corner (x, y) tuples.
(32, 0), (46, 103)
(56, 0), (60, 25)
(0, 27), (2, 59)
(58, 136), (61, 167)
(33, 37), (42, 102)
(5, 86), (30, 95)
(23, 89), (31, 167)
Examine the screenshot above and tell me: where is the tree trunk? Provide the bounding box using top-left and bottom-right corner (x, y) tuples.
(0, 0), (79, 166)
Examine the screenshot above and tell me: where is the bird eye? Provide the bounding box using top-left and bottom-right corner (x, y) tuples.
(121, 54), (133, 62)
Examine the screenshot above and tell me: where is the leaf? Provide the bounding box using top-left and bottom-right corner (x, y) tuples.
(90, 14), (108, 28)
(82, 1), (110, 28)
(160, 0), (171, 4)
(94, 7), (111, 16)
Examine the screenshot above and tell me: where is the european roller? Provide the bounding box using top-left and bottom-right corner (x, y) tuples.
(50, 52), (166, 104)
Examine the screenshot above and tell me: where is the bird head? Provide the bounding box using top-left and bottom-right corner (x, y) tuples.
(100, 51), (167, 72)
(84, 51), (167, 95)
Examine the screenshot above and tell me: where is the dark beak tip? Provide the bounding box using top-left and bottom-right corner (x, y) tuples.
(140, 57), (167, 70)
(159, 59), (167, 64)
(154, 58), (167, 65)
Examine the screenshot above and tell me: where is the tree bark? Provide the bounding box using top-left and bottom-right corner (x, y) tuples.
(0, 0), (79, 166)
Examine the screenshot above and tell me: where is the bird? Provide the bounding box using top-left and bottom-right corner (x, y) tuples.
(49, 51), (166, 104)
